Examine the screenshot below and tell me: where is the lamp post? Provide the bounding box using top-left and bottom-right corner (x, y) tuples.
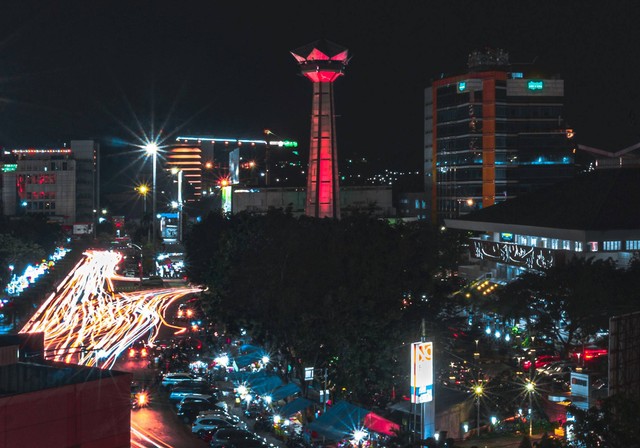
(474, 385), (483, 438)
(136, 184), (150, 243)
(145, 143), (158, 251)
(526, 381), (535, 437)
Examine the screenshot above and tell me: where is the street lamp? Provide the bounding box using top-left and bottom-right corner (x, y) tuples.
(525, 380), (536, 437)
(474, 384), (483, 438)
(145, 143), (158, 251)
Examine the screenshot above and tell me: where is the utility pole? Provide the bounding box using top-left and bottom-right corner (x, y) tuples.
(323, 367), (328, 413)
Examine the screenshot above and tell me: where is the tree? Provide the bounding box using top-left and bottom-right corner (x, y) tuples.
(569, 394), (640, 447)
(183, 210), (454, 405)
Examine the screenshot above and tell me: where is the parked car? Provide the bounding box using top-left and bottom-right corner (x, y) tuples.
(208, 428), (261, 448)
(213, 437), (270, 448)
(177, 394), (224, 408)
(197, 410), (241, 424)
(177, 401), (225, 423)
(543, 361), (578, 377)
(161, 372), (205, 387)
(171, 391), (214, 404)
(192, 415), (247, 436)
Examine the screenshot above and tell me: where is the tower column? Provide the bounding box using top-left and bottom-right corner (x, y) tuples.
(291, 39), (349, 219)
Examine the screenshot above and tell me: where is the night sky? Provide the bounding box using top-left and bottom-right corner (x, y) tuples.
(1, 1), (640, 190)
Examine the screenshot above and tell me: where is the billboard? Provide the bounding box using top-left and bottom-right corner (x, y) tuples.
(221, 185), (232, 214)
(410, 341), (433, 403)
(229, 148), (240, 185)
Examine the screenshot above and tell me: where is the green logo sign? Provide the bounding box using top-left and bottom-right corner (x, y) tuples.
(527, 80), (544, 91)
(458, 81), (467, 92)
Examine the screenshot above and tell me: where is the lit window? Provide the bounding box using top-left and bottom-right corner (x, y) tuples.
(603, 241), (621, 251)
(626, 240), (640, 250)
(588, 242), (598, 252)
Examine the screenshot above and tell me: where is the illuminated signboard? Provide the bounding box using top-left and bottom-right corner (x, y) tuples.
(527, 80), (544, 91)
(457, 81), (467, 92)
(511, 72), (524, 78)
(470, 240), (554, 270)
(410, 341), (433, 403)
(221, 185), (232, 214)
(2, 164), (17, 172)
(500, 233), (514, 242)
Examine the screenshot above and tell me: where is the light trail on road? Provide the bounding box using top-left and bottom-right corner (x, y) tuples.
(19, 249), (201, 369)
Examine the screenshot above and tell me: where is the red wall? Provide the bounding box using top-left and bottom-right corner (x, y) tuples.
(0, 371), (132, 448)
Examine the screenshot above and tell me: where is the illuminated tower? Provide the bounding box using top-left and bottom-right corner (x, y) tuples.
(291, 40), (349, 219)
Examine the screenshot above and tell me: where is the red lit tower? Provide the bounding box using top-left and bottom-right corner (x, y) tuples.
(291, 40), (349, 219)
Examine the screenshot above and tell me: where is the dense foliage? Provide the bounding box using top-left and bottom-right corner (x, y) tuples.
(0, 216), (62, 285)
(479, 257), (640, 356)
(184, 209), (463, 405)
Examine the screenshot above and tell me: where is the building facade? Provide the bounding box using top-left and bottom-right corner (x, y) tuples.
(425, 49), (574, 223)
(232, 186), (395, 218)
(444, 167), (640, 283)
(0, 333), (131, 448)
(1, 140), (98, 226)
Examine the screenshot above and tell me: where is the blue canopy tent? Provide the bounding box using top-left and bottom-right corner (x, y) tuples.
(269, 382), (301, 402)
(227, 369), (268, 384)
(278, 397), (314, 418)
(306, 401), (369, 441)
(234, 352), (263, 368)
(249, 375), (284, 395)
(240, 344), (262, 353)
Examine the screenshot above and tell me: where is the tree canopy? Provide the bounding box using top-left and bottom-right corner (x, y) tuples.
(184, 210), (461, 404)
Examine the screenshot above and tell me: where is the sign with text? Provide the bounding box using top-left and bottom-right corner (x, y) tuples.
(304, 367), (314, 381)
(410, 341), (433, 403)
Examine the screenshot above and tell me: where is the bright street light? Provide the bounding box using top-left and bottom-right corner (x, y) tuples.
(474, 384), (483, 438)
(525, 380), (536, 436)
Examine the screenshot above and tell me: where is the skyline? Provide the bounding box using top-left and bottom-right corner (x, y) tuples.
(1, 2), (640, 182)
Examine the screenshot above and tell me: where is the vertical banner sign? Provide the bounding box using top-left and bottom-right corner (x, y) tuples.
(411, 341), (433, 403)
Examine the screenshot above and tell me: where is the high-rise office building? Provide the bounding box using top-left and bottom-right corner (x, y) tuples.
(425, 49), (575, 223)
(1, 140), (99, 226)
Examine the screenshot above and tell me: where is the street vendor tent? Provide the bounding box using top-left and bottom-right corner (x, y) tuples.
(306, 400), (370, 441)
(270, 382), (301, 402)
(363, 412), (399, 437)
(228, 369), (268, 383)
(234, 352), (263, 368)
(307, 401), (400, 441)
(279, 397), (314, 417)
(249, 375), (283, 395)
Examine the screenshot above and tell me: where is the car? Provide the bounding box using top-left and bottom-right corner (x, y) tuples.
(161, 372), (205, 387)
(197, 409), (240, 424)
(177, 401), (228, 423)
(172, 380), (216, 393)
(213, 437), (270, 448)
(171, 391), (215, 404)
(523, 354), (560, 371)
(539, 360), (571, 375)
(208, 428), (261, 448)
(127, 341), (150, 359)
(192, 416), (247, 436)
(543, 361), (577, 376)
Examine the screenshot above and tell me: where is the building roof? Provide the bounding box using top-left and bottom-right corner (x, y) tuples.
(454, 168), (640, 231)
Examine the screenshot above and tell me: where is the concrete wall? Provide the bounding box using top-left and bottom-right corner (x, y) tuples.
(0, 368), (131, 448)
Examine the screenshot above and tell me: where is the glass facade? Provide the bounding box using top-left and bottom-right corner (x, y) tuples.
(429, 72), (574, 221)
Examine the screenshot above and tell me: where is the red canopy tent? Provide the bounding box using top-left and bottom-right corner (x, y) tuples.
(363, 412), (400, 437)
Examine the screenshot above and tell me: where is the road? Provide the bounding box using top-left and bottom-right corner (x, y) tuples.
(18, 248), (205, 447)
